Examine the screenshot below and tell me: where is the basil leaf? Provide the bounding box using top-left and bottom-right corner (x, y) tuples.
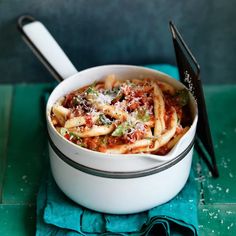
(112, 124), (125, 137)
(85, 81), (98, 95)
(137, 110), (150, 122)
(72, 97), (79, 106)
(140, 112), (150, 122)
(111, 93), (123, 104)
(111, 121), (135, 137)
(100, 136), (108, 145)
(99, 114), (112, 125)
(69, 132), (79, 139)
(126, 80), (135, 87)
(86, 87), (98, 95)
(175, 89), (189, 107)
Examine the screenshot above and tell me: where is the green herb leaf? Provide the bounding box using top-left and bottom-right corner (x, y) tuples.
(77, 141), (85, 147)
(175, 89), (189, 107)
(105, 87), (122, 102)
(111, 93), (123, 104)
(126, 80), (135, 87)
(112, 124), (125, 137)
(72, 97), (79, 106)
(85, 81), (98, 95)
(111, 87), (120, 94)
(101, 136), (108, 145)
(111, 121), (135, 137)
(86, 87), (98, 95)
(99, 114), (112, 125)
(142, 112), (150, 122)
(137, 109), (150, 122)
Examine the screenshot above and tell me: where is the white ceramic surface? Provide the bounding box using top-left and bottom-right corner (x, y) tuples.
(46, 65), (198, 172)
(49, 144), (194, 214)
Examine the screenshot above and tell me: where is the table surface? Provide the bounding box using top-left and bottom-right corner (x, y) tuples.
(0, 83), (236, 236)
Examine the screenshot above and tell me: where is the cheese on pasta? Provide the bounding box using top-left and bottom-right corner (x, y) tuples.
(51, 75), (191, 155)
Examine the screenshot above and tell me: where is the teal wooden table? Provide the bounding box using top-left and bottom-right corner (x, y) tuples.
(0, 83), (236, 235)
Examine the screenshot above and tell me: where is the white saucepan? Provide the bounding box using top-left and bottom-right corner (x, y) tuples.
(18, 16), (198, 214)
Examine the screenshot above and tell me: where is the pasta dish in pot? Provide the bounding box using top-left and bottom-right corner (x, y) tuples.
(51, 75), (192, 155)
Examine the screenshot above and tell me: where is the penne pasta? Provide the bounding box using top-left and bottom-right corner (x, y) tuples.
(152, 82), (165, 136)
(65, 116), (86, 128)
(147, 107), (178, 152)
(69, 124), (115, 138)
(166, 126), (189, 150)
(104, 74), (116, 89)
(95, 103), (128, 121)
(64, 116), (99, 128)
(100, 127), (153, 154)
(52, 105), (70, 126)
(51, 75), (192, 155)
(157, 81), (175, 95)
(144, 119), (155, 127)
(103, 139), (152, 154)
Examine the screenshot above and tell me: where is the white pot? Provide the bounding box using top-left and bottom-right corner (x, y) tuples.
(19, 18), (198, 214)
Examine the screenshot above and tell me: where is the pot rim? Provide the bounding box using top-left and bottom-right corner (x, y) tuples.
(48, 134), (195, 179)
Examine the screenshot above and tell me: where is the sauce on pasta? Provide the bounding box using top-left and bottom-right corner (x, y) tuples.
(51, 75), (192, 155)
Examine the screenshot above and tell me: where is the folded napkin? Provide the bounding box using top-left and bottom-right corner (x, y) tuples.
(37, 65), (198, 236)
(36, 169), (198, 236)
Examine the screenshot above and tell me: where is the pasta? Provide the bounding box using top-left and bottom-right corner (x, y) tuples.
(51, 75), (192, 155)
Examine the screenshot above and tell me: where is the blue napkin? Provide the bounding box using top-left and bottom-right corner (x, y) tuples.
(36, 170), (198, 236)
(37, 65), (198, 236)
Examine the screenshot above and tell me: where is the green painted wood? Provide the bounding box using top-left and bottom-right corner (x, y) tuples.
(0, 204), (35, 236)
(200, 85), (236, 204)
(192, 151), (203, 201)
(198, 204), (236, 236)
(2, 84), (52, 204)
(0, 85), (13, 203)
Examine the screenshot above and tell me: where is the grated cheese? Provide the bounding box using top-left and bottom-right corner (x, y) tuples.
(96, 92), (114, 105)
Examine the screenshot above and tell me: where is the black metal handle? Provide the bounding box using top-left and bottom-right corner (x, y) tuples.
(169, 21), (219, 178)
(18, 15), (36, 30)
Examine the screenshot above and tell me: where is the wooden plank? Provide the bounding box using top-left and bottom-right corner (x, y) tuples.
(200, 85), (236, 204)
(0, 85), (13, 203)
(2, 83), (53, 204)
(0, 204), (35, 236)
(198, 204), (236, 235)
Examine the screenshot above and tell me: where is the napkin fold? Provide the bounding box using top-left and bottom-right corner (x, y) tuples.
(37, 65), (198, 236)
(36, 170), (198, 236)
